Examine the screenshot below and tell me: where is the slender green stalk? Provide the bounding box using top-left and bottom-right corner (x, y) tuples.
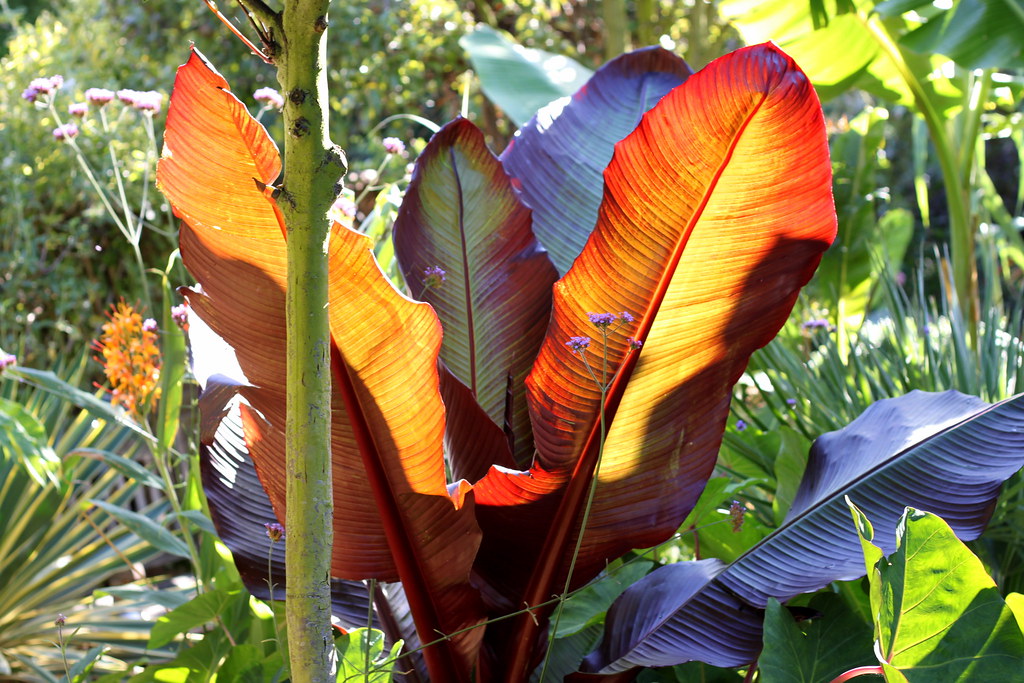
(244, 1), (346, 680)
(602, 0), (628, 59)
(859, 12), (976, 340)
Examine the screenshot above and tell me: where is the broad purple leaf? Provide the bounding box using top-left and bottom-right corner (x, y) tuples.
(395, 117), (557, 467)
(500, 46), (692, 275)
(586, 390), (1024, 672)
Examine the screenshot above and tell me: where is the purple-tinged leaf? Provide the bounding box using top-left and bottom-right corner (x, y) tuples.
(586, 390), (1024, 672)
(395, 117), (557, 467)
(500, 46), (692, 275)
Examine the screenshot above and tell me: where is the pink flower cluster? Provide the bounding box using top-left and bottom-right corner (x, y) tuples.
(253, 87), (284, 109)
(116, 89), (163, 113)
(22, 75), (64, 103)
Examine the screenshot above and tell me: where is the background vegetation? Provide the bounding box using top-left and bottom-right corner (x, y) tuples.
(1, 0), (1022, 680)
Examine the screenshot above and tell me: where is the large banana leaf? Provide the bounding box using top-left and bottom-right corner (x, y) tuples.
(394, 118), (557, 468)
(470, 42), (837, 667)
(500, 46), (693, 275)
(157, 50), (484, 679)
(585, 390), (1024, 673)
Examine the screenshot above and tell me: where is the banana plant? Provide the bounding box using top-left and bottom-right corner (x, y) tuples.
(156, 41), (837, 681)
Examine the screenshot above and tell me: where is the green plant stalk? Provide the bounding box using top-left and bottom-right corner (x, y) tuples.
(537, 337), (609, 683)
(860, 12), (976, 341)
(48, 100), (153, 311)
(602, 0), (628, 59)
(261, 1), (345, 680)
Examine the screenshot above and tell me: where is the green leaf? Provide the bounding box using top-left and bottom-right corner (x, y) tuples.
(74, 448), (164, 489)
(148, 589), (246, 649)
(178, 509), (218, 536)
(555, 560), (654, 638)
(3, 366), (154, 442)
(868, 508), (1024, 680)
(759, 594), (874, 683)
(1008, 593), (1024, 636)
(89, 498), (189, 560)
(68, 645), (107, 683)
(335, 628), (399, 682)
(460, 26), (592, 126)
(157, 278), (187, 452)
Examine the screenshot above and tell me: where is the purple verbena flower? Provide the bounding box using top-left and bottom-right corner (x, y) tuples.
(566, 336), (591, 353)
(0, 352), (16, 370)
(85, 87), (116, 106)
(21, 86), (41, 103)
(801, 318), (830, 331)
(253, 87), (284, 109)
(735, 419), (747, 432)
(52, 123), (79, 141)
(619, 311), (635, 324)
(171, 303), (189, 330)
(265, 522), (285, 542)
(382, 136), (406, 155)
(587, 312), (617, 328)
(331, 195), (357, 219)
(423, 266), (446, 289)
(55, 613), (66, 627)
(117, 88), (140, 105)
(142, 318), (158, 333)
(130, 91), (162, 113)
(786, 397), (797, 407)
(627, 337), (643, 350)
(68, 102), (88, 118)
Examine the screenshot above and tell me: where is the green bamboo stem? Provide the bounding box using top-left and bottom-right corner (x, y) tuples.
(860, 12), (977, 341)
(244, 1), (345, 680)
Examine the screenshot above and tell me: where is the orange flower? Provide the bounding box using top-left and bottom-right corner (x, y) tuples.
(93, 300), (162, 416)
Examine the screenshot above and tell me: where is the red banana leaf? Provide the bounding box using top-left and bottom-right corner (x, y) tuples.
(394, 118), (558, 469)
(471, 42), (838, 675)
(157, 49), (484, 680)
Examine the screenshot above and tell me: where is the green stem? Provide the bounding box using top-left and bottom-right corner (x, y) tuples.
(602, 0), (628, 59)
(264, 1), (344, 681)
(860, 12), (976, 341)
(539, 327), (612, 682)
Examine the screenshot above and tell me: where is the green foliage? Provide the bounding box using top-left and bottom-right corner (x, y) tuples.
(335, 629), (401, 683)
(759, 593), (874, 683)
(461, 25), (593, 127)
(0, 357), (169, 678)
(851, 504), (1024, 680)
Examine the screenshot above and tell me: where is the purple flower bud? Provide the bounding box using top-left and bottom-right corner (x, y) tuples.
(735, 419), (747, 432)
(21, 86), (41, 103)
(55, 613), (66, 627)
(627, 337), (643, 350)
(0, 352), (16, 370)
(587, 312), (617, 328)
(68, 102), (88, 118)
(786, 398), (797, 407)
(85, 87), (115, 106)
(566, 336), (591, 353)
(265, 522), (285, 542)
(423, 265), (446, 289)
(253, 87), (284, 109)
(52, 123), (79, 141)
(382, 136), (406, 155)
(171, 303), (189, 330)
(331, 195), (357, 219)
